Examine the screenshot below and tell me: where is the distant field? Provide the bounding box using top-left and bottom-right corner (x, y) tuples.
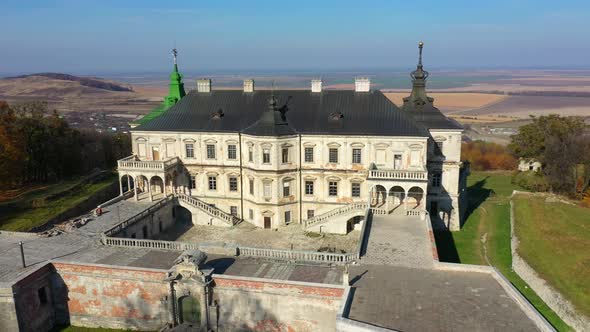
(383, 92), (506, 111)
(456, 95), (590, 117)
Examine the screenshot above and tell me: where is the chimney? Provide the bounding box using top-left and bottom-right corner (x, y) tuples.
(197, 78), (211, 93)
(354, 77), (370, 92)
(311, 79), (322, 93)
(243, 79), (255, 93)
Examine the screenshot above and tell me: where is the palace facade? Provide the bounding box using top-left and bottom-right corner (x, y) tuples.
(118, 43), (468, 231)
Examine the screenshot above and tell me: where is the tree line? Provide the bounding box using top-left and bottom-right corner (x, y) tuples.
(508, 114), (590, 196)
(0, 101), (131, 188)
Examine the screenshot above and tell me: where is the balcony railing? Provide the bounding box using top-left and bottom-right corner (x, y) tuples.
(117, 155), (180, 171)
(367, 168), (427, 181)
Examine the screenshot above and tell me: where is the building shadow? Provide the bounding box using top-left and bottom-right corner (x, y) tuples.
(205, 257), (235, 274)
(433, 231), (460, 263)
(358, 212), (373, 257)
(462, 177), (494, 228)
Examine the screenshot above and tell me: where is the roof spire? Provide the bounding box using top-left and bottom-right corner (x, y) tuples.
(402, 41), (433, 110)
(172, 48), (178, 66)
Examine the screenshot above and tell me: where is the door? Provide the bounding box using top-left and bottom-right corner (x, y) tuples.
(152, 147), (160, 160)
(264, 217), (271, 229)
(394, 154), (402, 170)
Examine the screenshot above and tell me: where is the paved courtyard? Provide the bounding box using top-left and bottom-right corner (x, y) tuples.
(359, 214), (435, 268)
(159, 221), (361, 253)
(347, 264), (541, 331)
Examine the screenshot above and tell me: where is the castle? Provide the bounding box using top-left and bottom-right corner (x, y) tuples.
(0, 44), (553, 332)
(119, 42), (468, 233)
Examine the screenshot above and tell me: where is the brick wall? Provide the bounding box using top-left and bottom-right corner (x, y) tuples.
(212, 275), (344, 332)
(52, 262), (170, 330)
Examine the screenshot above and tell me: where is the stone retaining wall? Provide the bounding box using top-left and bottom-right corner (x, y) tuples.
(510, 191), (589, 332)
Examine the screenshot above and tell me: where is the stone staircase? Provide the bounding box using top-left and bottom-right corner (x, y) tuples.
(304, 202), (368, 234)
(175, 193), (241, 226)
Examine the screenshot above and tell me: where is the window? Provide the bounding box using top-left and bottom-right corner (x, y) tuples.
(228, 144), (237, 160)
(307, 209), (315, 219)
(38, 287), (48, 305)
(208, 176), (217, 190)
(394, 154), (402, 170)
(190, 175), (196, 189)
(138, 143), (146, 157)
(229, 177), (238, 191)
(230, 206), (238, 216)
(329, 148), (339, 163)
(376, 149), (386, 165)
(263, 182), (272, 199)
(282, 148), (289, 163)
(283, 181), (291, 197)
(305, 181), (314, 195)
(249, 209), (254, 220)
(249, 179), (254, 195)
(166, 142), (175, 157)
(284, 211), (291, 224)
(436, 141), (444, 152)
(351, 183), (361, 197)
(262, 148), (271, 164)
(352, 148), (362, 164)
(432, 173), (442, 187)
(206, 144), (216, 159)
(410, 150), (420, 166)
(329, 181), (338, 196)
(304, 147), (314, 162)
(185, 143), (194, 158)
(248, 147), (253, 162)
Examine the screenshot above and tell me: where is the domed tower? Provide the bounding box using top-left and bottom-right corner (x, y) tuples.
(132, 49), (186, 127)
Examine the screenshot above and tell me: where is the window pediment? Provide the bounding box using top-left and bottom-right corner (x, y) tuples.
(135, 137), (147, 142)
(327, 142), (341, 148)
(204, 139), (218, 144)
(374, 143), (389, 148)
(409, 144), (423, 150)
(226, 139), (238, 144)
(183, 138), (196, 143)
(351, 142), (365, 148)
(326, 176), (342, 181)
(303, 142), (316, 147)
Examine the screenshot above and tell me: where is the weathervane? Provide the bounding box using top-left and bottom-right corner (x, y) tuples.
(172, 48), (178, 65)
(418, 41), (424, 66)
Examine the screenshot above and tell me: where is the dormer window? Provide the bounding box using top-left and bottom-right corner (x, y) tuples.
(211, 108), (224, 119)
(329, 112), (343, 121)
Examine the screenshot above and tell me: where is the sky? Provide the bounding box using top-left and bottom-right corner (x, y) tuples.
(1, 0), (589, 75)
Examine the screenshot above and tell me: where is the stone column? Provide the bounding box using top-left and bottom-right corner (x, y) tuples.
(404, 189), (408, 210)
(134, 176), (138, 201)
(163, 174), (167, 197)
(127, 175), (131, 193)
(149, 178), (153, 202)
(119, 176), (123, 196)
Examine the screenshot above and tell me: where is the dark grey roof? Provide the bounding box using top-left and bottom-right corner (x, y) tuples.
(402, 103), (464, 130)
(242, 94), (297, 136)
(134, 90), (430, 137)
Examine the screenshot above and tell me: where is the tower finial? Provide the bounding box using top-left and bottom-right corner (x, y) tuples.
(418, 41), (424, 66)
(172, 48), (178, 65)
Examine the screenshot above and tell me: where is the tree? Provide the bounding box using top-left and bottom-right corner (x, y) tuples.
(508, 114), (586, 163)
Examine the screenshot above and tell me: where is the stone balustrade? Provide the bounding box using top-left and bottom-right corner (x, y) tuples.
(304, 202), (368, 229)
(176, 193), (240, 226)
(117, 155), (180, 171)
(239, 246), (356, 264)
(103, 195), (175, 236)
(367, 168), (427, 181)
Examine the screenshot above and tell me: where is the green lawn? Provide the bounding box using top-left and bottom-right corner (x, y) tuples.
(513, 194), (590, 318)
(434, 171), (573, 331)
(0, 174), (116, 231)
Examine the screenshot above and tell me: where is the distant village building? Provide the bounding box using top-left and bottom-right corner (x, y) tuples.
(120, 43), (469, 231)
(518, 158), (542, 172)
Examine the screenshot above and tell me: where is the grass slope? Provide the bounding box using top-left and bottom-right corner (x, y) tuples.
(434, 171), (572, 331)
(513, 194), (590, 318)
(0, 174), (116, 231)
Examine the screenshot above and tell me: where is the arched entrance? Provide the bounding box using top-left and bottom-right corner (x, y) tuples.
(388, 186), (405, 211)
(136, 175), (149, 194)
(178, 295), (201, 325)
(150, 176), (164, 195)
(370, 185), (387, 208)
(407, 186), (424, 208)
(120, 174), (134, 193)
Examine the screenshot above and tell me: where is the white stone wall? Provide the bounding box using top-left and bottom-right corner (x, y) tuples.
(130, 130), (432, 229)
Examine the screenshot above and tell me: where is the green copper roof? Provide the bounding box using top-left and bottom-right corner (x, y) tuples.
(133, 49), (186, 126)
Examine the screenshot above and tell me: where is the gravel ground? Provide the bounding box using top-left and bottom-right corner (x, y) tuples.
(162, 222), (360, 252)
